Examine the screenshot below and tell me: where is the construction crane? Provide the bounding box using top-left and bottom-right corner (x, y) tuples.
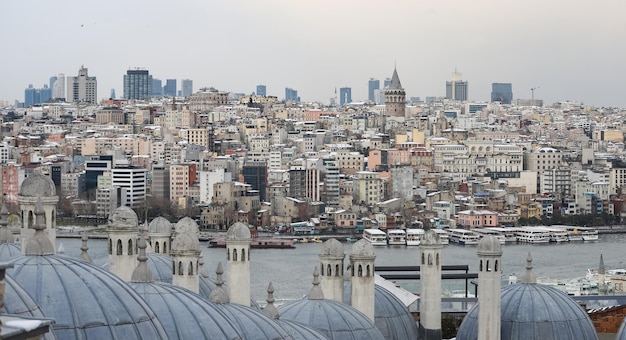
(531, 87), (540, 101)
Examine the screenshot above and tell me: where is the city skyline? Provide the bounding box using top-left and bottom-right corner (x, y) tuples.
(2, 0), (625, 107)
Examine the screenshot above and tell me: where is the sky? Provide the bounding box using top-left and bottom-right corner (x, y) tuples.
(2, 0), (626, 107)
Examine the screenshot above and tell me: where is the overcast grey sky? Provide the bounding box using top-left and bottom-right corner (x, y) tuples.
(2, 0), (625, 107)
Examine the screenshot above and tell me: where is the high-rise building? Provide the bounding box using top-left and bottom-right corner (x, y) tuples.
(445, 71), (468, 101)
(67, 66), (97, 104)
(242, 161), (268, 202)
(339, 87), (352, 106)
(383, 78), (391, 88)
(152, 79), (163, 97)
(491, 83), (513, 104)
(52, 74), (65, 100)
(368, 78), (380, 103)
(123, 69), (152, 100)
(285, 87), (300, 102)
(384, 67), (406, 118)
(164, 79), (176, 97)
(110, 88), (116, 99)
(256, 84), (266, 97)
(181, 79), (193, 97)
(24, 84), (52, 107)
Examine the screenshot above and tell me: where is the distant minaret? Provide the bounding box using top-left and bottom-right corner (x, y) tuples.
(226, 222), (252, 306)
(521, 252), (537, 284)
(350, 239), (376, 321)
(598, 254), (607, 295)
(384, 66), (406, 118)
(477, 235), (503, 340)
(420, 229), (443, 340)
(171, 217), (201, 293)
(107, 206), (139, 281)
(320, 238), (345, 302)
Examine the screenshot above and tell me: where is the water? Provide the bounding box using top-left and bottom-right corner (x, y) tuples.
(57, 234), (626, 303)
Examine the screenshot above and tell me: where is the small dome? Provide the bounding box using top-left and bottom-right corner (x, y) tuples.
(8, 254), (167, 339)
(216, 303), (292, 340)
(108, 206), (139, 231)
(130, 282), (244, 339)
(19, 173), (56, 197)
(456, 283), (598, 340)
(147, 253), (175, 283)
(149, 217), (172, 234)
(320, 238), (344, 258)
(171, 218), (199, 252)
(279, 298), (384, 340)
(0, 242), (22, 260)
(227, 222), (251, 240)
(351, 239), (375, 257)
(343, 283), (418, 340)
(420, 230), (440, 246)
(477, 235), (502, 255)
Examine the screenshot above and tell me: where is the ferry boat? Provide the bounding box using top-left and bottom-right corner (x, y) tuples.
(362, 228), (387, 246)
(446, 229), (480, 245)
(484, 227), (517, 243)
(387, 229), (407, 246)
(472, 228), (506, 245)
(433, 229), (449, 245)
(515, 227), (550, 244)
(406, 229), (425, 246)
(578, 227), (599, 241)
(545, 227), (569, 242)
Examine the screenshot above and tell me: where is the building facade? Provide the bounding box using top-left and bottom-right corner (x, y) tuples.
(123, 69), (152, 100)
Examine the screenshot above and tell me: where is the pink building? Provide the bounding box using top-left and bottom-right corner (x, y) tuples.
(457, 210), (498, 228)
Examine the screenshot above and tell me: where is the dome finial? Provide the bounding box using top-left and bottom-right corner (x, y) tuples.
(521, 252), (537, 284)
(263, 282), (279, 320)
(209, 262), (230, 304)
(131, 231), (154, 283)
(24, 196), (54, 255)
(79, 231), (92, 262)
(307, 266), (324, 300)
(599, 253), (605, 275)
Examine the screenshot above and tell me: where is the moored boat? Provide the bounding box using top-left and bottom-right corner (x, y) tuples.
(446, 229), (480, 245)
(406, 229), (425, 246)
(387, 229), (407, 246)
(363, 228), (387, 246)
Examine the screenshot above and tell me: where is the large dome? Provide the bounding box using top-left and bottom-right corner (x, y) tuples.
(278, 319), (329, 340)
(19, 173), (56, 197)
(343, 283), (418, 340)
(279, 298), (384, 340)
(215, 303), (293, 340)
(129, 281), (244, 339)
(4, 275), (56, 340)
(0, 242), (22, 260)
(7, 254), (167, 340)
(456, 283), (598, 340)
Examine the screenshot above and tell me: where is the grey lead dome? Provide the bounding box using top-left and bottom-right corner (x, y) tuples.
(350, 239), (375, 257)
(320, 238), (343, 257)
(149, 217), (172, 234)
(477, 235), (502, 255)
(456, 283), (598, 340)
(420, 229), (440, 246)
(227, 222), (251, 240)
(19, 173), (56, 197)
(108, 206), (139, 230)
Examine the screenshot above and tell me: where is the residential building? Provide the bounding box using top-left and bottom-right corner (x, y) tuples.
(242, 162), (268, 202)
(457, 210), (498, 228)
(353, 171), (382, 206)
(67, 66), (97, 104)
(111, 166), (147, 208)
(95, 107), (125, 124)
(169, 164), (197, 208)
(285, 87), (300, 102)
(199, 168), (232, 204)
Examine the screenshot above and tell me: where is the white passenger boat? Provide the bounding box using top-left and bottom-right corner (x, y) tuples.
(472, 228), (506, 245)
(552, 225), (596, 241)
(485, 227), (517, 243)
(433, 229), (449, 245)
(515, 226), (550, 244)
(405, 229), (425, 246)
(578, 227), (599, 241)
(387, 229), (407, 246)
(362, 228), (387, 246)
(446, 229), (480, 245)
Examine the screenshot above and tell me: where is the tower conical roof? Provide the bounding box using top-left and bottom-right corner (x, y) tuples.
(388, 67), (403, 90)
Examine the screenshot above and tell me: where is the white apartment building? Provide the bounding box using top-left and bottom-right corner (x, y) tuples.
(199, 168), (232, 204)
(352, 171), (382, 206)
(111, 166), (147, 208)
